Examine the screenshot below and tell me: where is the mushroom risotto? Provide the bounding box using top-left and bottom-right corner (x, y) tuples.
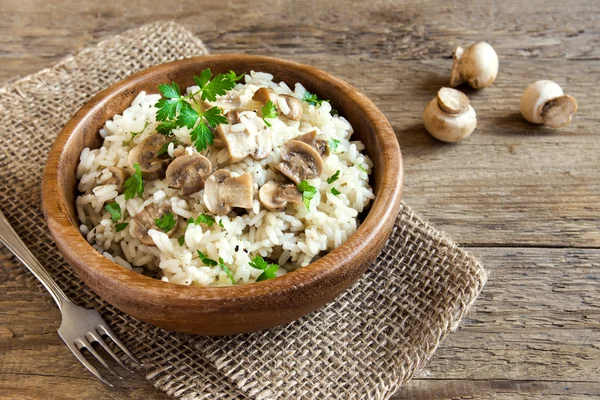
(76, 70), (374, 286)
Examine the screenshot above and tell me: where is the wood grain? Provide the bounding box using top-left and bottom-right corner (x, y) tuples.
(1, 0), (599, 398)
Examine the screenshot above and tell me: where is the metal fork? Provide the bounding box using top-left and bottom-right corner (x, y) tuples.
(0, 208), (142, 386)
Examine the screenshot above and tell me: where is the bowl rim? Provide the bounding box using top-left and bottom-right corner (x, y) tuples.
(42, 54), (403, 309)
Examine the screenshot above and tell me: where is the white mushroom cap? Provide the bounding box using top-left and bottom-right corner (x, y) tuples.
(423, 87), (477, 143)
(450, 42), (499, 89)
(203, 170), (254, 215)
(520, 80), (578, 128)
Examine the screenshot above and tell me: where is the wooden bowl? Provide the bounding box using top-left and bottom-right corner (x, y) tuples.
(42, 55), (403, 335)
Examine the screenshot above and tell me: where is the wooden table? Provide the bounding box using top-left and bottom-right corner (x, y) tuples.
(1, 1), (599, 398)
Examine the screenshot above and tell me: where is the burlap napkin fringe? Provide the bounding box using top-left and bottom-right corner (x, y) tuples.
(0, 22), (486, 400)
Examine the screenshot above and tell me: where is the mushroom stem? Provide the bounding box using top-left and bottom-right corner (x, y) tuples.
(520, 80), (578, 128)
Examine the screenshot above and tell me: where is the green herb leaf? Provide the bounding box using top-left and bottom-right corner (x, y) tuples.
(155, 211), (177, 232)
(195, 213), (215, 227)
(174, 102), (197, 128)
(327, 170), (340, 184)
(123, 163), (144, 200)
(218, 219), (224, 228)
(158, 82), (181, 99)
(329, 138), (340, 152)
(203, 106), (228, 128)
(104, 202), (121, 222)
(330, 108), (339, 116)
(302, 91), (323, 106)
(178, 236), (185, 246)
(201, 73), (236, 102)
(262, 100), (279, 127)
(356, 164), (368, 173)
(249, 255), (279, 281)
(197, 250), (218, 267)
(218, 257), (236, 285)
(156, 121), (177, 135)
(225, 70), (245, 82)
(190, 121), (214, 152)
(331, 188), (341, 196)
(155, 98), (181, 122)
(116, 222), (129, 232)
(297, 180), (317, 210)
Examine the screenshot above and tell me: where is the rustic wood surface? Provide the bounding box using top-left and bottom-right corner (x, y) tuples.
(1, 0), (599, 399)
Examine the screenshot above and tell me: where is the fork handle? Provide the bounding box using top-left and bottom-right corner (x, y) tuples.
(0, 208), (70, 310)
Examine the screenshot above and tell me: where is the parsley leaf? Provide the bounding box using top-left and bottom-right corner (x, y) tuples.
(123, 163), (144, 200)
(302, 91), (323, 106)
(158, 82), (181, 99)
(195, 213), (215, 227)
(176, 102), (200, 129)
(327, 170), (340, 184)
(203, 106), (228, 128)
(193, 69), (236, 102)
(178, 236), (185, 246)
(297, 180), (317, 210)
(249, 255), (279, 282)
(155, 211), (177, 232)
(156, 120), (177, 136)
(331, 188), (341, 196)
(218, 257), (236, 285)
(155, 98), (181, 122)
(329, 138), (340, 153)
(262, 100), (279, 127)
(115, 222), (129, 232)
(225, 70), (245, 82)
(197, 251), (218, 267)
(190, 121), (214, 152)
(104, 202), (121, 222)
(218, 219), (224, 228)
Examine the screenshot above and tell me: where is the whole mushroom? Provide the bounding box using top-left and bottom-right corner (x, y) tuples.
(450, 42), (499, 89)
(131, 204), (179, 246)
(423, 87), (477, 142)
(520, 80), (578, 128)
(203, 170), (254, 215)
(165, 154), (212, 195)
(274, 140), (324, 184)
(259, 181), (303, 211)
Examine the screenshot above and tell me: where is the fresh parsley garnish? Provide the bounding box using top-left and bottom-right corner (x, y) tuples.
(357, 164), (368, 173)
(218, 257), (236, 285)
(178, 236), (185, 246)
(195, 213), (215, 227)
(327, 170), (340, 184)
(115, 222), (128, 232)
(297, 180), (317, 210)
(197, 251), (218, 267)
(104, 202), (121, 222)
(225, 70), (245, 83)
(123, 163), (144, 200)
(127, 120), (149, 144)
(302, 91), (337, 116)
(196, 251), (236, 284)
(331, 188), (341, 196)
(155, 211), (177, 232)
(261, 100), (278, 127)
(154, 69), (237, 151)
(218, 219), (224, 228)
(329, 138), (340, 153)
(249, 255), (279, 282)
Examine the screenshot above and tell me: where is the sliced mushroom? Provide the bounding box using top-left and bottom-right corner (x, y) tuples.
(259, 181), (303, 211)
(252, 88), (278, 105)
(295, 130), (329, 157)
(278, 95), (303, 121)
(165, 154), (212, 196)
(132, 204), (179, 246)
(218, 112), (271, 162)
(106, 167), (131, 193)
(127, 134), (171, 180)
(275, 140), (324, 184)
(214, 91), (241, 110)
(203, 170), (254, 215)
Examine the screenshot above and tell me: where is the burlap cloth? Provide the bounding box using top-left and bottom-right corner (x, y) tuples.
(0, 22), (487, 399)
